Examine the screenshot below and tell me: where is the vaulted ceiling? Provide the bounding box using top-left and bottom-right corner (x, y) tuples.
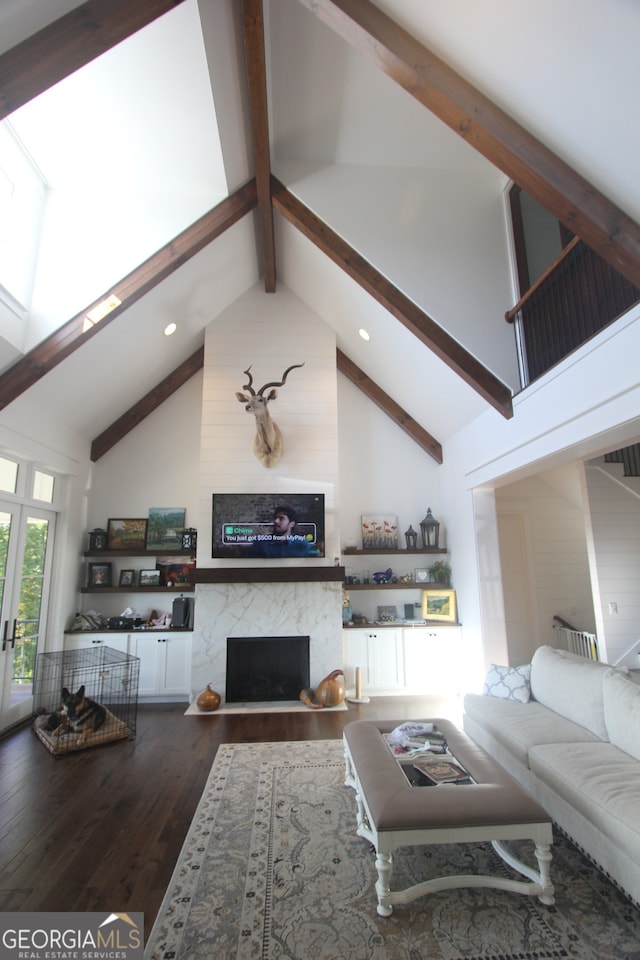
(1, 0), (639, 461)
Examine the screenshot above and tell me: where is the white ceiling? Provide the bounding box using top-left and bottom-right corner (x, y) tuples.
(2, 0), (638, 453)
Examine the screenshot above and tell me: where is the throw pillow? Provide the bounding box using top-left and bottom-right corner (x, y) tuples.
(483, 663), (531, 703)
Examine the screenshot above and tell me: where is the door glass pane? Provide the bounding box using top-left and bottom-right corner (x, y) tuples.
(0, 458), (18, 494)
(0, 510), (10, 615)
(33, 469), (54, 503)
(12, 515), (49, 702)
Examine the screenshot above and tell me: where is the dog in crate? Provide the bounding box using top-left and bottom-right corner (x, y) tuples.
(51, 685), (107, 746)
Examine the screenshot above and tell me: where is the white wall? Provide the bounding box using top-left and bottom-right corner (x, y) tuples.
(442, 304), (640, 682)
(584, 464), (640, 666)
(496, 468), (595, 659)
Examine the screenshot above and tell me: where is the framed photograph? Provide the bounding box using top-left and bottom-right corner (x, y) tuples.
(146, 508), (186, 551)
(107, 518), (148, 551)
(422, 588), (457, 623)
(156, 558), (195, 587)
(139, 569), (161, 587)
(118, 569), (135, 587)
(377, 604), (397, 623)
(88, 562), (112, 587)
(415, 568), (429, 583)
(361, 514), (398, 550)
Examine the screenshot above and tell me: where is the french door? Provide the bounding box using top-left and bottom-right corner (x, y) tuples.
(0, 502), (55, 731)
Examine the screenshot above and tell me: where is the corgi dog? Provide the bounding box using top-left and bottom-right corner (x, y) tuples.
(54, 685), (106, 746)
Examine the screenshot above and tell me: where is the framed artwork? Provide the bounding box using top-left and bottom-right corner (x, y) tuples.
(146, 508), (186, 551)
(107, 518), (148, 551)
(414, 568), (429, 583)
(156, 558), (195, 586)
(118, 569), (135, 587)
(422, 588), (457, 623)
(376, 604), (397, 623)
(88, 562), (112, 587)
(361, 514), (398, 550)
(139, 569), (161, 587)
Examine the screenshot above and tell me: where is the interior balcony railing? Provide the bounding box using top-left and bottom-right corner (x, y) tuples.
(506, 236), (640, 387)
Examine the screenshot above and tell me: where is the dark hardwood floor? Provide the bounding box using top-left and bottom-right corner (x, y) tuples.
(0, 696), (459, 941)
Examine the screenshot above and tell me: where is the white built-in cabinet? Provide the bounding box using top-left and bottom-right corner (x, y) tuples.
(129, 633), (192, 699)
(342, 625), (462, 697)
(63, 631), (192, 701)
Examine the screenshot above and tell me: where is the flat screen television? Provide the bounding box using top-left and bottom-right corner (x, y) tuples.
(212, 493), (325, 559)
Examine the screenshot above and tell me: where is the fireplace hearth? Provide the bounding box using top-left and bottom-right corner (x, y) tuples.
(226, 635), (310, 702)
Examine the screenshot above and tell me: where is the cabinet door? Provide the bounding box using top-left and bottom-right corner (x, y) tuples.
(158, 634), (192, 695)
(130, 633), (191, 699)
(402, 627), (461, 694)
(343, 629), (404, 693)
(365, 630), (404, 690)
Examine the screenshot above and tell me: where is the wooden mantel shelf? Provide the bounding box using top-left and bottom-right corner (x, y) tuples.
(192, 566), (345, 584)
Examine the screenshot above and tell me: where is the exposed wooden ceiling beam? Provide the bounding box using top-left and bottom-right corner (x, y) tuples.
(91, 347), (204, 461)
(337, 349), (442, 463)
(0, 0), (186, 121)
(297, 0), (640, 290)
(0, 181), (258, 412)
(241, 0), (277, 292)
(272, 176), (513, 419)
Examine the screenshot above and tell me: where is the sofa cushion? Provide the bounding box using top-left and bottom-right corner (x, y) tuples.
(603, 669), (640, 761)
(483, 663), (531, 702)
(463, 692), (601, 768)
(530, 645), (610, 740)
(529, 741), (640, 866)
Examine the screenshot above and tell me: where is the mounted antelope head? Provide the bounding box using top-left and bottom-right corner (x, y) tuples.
(235, 363), (304, 468)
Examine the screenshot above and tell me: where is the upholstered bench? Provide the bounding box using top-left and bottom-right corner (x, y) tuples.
(343, 718), (554, 916)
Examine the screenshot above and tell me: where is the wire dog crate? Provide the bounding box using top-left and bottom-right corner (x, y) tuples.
(32, 645), (139, 755)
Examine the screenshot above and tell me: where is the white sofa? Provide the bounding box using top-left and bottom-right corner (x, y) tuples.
(463, 644), (640, 904)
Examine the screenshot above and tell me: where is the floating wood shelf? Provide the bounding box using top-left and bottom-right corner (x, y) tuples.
(192, 567), (345, 584)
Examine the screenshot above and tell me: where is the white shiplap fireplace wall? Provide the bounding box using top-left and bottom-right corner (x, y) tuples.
(190, 285), (343, 702)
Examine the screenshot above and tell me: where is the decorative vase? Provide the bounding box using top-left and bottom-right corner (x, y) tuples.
(196, 684), (221, 712)
(315, 669), (346, 707)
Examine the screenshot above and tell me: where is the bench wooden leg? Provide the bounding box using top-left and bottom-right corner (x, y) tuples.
(375, 851), (394, 917)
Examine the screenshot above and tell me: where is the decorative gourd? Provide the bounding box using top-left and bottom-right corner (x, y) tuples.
(196, 684), (221, 712)
(315, 669), (346, 707)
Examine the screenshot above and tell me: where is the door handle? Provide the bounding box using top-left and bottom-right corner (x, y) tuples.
(1, 620), (7, 652)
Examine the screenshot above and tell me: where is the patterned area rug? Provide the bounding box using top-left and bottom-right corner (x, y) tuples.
(145, 739), (640, 960)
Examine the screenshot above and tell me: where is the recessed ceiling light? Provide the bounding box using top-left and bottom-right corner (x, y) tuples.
(164, 322), (177, 336)
(358, 328), (371, 341)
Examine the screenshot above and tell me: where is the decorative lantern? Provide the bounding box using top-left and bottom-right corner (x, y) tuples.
(419, 508), (440, 549)
(182, 527), (197, 552)
(88, 527), (107, 551)
(404, 525), (418, 550)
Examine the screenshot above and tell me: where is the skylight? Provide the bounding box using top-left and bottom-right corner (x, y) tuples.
(0, 120), (46, 313)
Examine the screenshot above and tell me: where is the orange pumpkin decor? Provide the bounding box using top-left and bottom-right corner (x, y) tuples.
(196, 684), (221, 711)
(299, 668), (346, 709)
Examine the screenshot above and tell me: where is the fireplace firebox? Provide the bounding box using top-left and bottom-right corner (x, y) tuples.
(225, 635), (310, 702)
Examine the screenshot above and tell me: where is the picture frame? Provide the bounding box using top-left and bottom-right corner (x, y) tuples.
(107, 518), (148, 551)
(361, 514), (398, 550)
(422, 588), (457, 623)
(118, 569), (135, 587)
(146, 508), (186, 551)
(139, 569), (161, 587)
(156, 558), (195, 587)
(376, 604), (397, 623)
(88, 562), (112, 587)
(414, 568), (429, 583)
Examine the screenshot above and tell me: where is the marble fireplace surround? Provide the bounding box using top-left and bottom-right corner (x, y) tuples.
(190, 568), (345, 705)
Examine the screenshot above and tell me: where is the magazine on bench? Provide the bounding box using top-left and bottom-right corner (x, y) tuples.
(411, 757), (470, 784)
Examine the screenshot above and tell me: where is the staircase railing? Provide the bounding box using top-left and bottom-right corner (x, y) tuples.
(506, 238), (640, 387)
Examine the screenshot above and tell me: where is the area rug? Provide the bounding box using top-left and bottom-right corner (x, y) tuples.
(145, 739), (640, 960)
